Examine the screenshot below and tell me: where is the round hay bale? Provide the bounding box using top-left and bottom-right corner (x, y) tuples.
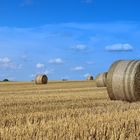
(87, 75), (94, 80)
(35, 74), (48, 84)
(107, 60), (140, 102)
(96, 72), (107, 87)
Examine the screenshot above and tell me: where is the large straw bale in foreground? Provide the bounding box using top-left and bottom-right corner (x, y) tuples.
(87, 75), (94, 80)
(35, 74), (48, 84)
(96, 72), (107, 87)
(107, 60), (140, 102)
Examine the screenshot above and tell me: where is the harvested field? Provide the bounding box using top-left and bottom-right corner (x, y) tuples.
(0, 80), (140, 139)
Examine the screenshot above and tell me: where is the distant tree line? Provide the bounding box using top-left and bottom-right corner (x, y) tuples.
(0, 79), (10, 82)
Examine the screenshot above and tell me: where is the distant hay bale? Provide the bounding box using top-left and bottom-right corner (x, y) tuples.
(96, 72), (107, 87)
(62, 79), (68, 81)
(35, 74), (48, 84)
(107, 60), (140, 102)
(87, 75), (94, 80)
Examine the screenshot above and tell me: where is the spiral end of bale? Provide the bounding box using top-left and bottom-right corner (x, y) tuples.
(35, 74), (48, 84)
(87, 75), (94, 80)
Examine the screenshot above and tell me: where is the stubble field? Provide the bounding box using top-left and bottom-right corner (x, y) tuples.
(0, 80), (140, 140)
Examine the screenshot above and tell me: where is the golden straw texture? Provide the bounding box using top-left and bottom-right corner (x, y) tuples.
(96, 72), (108, 87)
(35, 74), (48, 84)
(107, 60), (140, 102)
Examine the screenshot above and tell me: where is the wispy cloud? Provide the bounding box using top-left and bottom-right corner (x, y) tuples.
(86, 61), (95, 65)
(0, 57), (11, 64)
(84, 73), (91, 77)
(36, 63), (45, 69)
(48, 58), (64, 64)
(0, 22), (139, 80)
(72, 66), (85, 71)
(71, 44), (88, 51)
(44, 69), (54, 75)
(105, 43), (134, 52)
(0, 57), (22, 70)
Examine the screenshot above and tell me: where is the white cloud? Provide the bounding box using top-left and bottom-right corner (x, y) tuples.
(71, 44), (88, 51)
(105, 43), (133, 52)
(0, 57), (11, 63)
(36, 63), (45, 69)
(0, 57), (22, 70)
(72, 66), (85, 71)
(48, 58), (64, 64)
(0, 22), (138, 81)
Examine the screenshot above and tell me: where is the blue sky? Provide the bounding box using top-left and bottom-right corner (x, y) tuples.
(0, 0), (140, 81)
